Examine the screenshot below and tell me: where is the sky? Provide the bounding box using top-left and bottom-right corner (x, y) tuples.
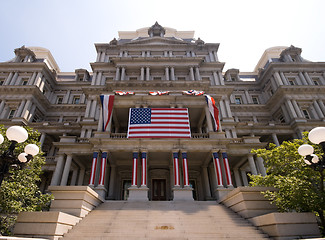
(0, 0), (325, 73)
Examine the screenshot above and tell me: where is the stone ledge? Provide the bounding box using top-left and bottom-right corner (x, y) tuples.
(48, 186), (104, 217)
(250, 212), (321, 240)
(13, 211), (80, 240)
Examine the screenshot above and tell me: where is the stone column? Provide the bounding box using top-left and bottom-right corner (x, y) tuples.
(28, 72), (36, 85)
(209, 52), (214, 62)
(182, 152), (190, 187)
(98, 152), (108, 186)
(317, 100), (325, 116)
(141, 151), (147, 187)
(170, 67), (175, 81)
(146, 67), (150, 81)
(244, 90), (252, 104)
(9, 72), (19, 85)
(218, 72), (225, 85)
(15, 99), (26, 117)
(140, 67), (144, 81)
(224, 99), (233, 118)
(33, 72), (42, 86)
(70, 168), (78, 186)
(84, 100), (92, 118)
(165, 67), (169, 81)
(213, 51), (218, 62)
(4, 72), (13, 85)
(0, 101), (5, 114)
(96, 71), (103, 85)
(221, 152), (233, 187)
(89, 152), (99, 186)
(292, 100), (304, 118)
(189, 67), (195, 81)
(274, 72), (283, 86)
(173, 151), (180, 187)
(298, 72), (308, 85)
(60, 154), (73, 186)
(121, 67), (126, 81)
(213, 72), (220, 85)
(248, 154), (258, 175)
(241, 170), (249, 186)
(195, 67), (201, 81)
(21, 99), (32, 119)
(256, 157), (267, 176)
(108, 165), (116, 199)
(313, 100), (324, 119)
(131, 152), (138, 186)
(50, 154), (65, 186)
(91, 72), (97, 85)
(219, 100), (227, 118)
(89, 99), (97, 118)
(280, 72), (289, 85)
(212, 152), (223, 187)
(285, 99), (298, 118)
(39, 132), (46, 147)
(303, 72), (313, 85)
(202, 166), (211, 199)
(272, 133), (280, 147)
(204, 106), (214, 132)
(233, 168), (242, 187)
(78, 167), (85, 185)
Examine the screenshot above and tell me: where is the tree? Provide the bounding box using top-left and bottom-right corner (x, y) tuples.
(250, 133), (325, 235)
(0, 125), (53, 235)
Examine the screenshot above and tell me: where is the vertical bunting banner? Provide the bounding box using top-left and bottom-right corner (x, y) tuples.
(89, 152), (98, 185)
(100, 95), (115, 132)
(205, 95), (220, 131)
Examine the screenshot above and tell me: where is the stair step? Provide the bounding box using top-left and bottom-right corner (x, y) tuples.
(62, 201), (269, 239)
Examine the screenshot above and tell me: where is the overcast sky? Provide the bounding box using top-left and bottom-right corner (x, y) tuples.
(1, 0), (324, 73)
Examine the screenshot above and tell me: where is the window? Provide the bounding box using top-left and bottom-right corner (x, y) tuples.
(56, 96), (63, 104)
(252, 96), (259, 104)
(22, 78), (28, 85)
(302, 109), (310, 119)
(278, 115), (285, 123)
(0, 80), (4, 86)
(313, 80), (319, 85)
(231, 77), (236, 81)
(73, 96), (80, 104)
(8, 109), (16, 119)
(235, 96), (242, 105)
(288, 80), (295, 85)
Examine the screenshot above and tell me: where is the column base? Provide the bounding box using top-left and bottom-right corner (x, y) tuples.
(215, 187), (233, 202)
(173, 186), (194, 201)
(128, 186), (149, 201)
(94, 185), (107, 199)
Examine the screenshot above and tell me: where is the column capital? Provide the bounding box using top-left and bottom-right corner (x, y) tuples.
(140, 149), (147, 153)
(172, 149), (179, 154)
(211, 149), (219, 153)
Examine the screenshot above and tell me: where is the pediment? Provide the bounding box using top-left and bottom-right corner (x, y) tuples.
(121, 37), (192, 46)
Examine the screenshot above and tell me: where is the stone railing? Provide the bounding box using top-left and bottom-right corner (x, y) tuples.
(77, 137), (90, 143)
(191, 133), (209, 139)
(110, 133), (127, 138)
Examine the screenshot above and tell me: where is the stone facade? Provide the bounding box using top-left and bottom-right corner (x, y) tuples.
(1, 22), (325, 201)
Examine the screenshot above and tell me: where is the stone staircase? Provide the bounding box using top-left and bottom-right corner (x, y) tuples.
(62, 201), (269, 240)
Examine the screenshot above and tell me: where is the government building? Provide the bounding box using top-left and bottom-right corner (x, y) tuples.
(1, 22), (325, 202)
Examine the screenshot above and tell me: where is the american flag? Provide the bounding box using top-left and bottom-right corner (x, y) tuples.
(115, 91), (135, 95)
(127, 108), (191, 138)
(149, 91), (169, 96)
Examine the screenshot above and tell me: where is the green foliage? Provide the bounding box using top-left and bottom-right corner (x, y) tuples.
(0, 125), (53, 235)
(250, 133), (325, 234)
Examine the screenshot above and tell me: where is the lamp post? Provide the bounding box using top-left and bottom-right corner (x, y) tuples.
(0, 126), (39, 188)
(298, 127), (325, 232)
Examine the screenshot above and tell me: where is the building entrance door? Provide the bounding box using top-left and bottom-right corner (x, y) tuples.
(152, 179), (167, 201)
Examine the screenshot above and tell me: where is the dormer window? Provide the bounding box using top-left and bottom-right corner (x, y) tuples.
(148, 22), (165, 37)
